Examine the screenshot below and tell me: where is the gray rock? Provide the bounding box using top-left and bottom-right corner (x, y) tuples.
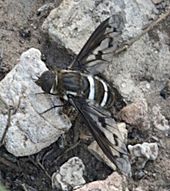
(52, 157), (86, 191)
(42, 0), (157, 54)
(0, 48), (71, 156)
(128, 142), (159, 169)
(107, 34), (170, 98)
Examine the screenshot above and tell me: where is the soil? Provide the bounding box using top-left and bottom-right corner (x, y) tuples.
(0, 0), (170, 191)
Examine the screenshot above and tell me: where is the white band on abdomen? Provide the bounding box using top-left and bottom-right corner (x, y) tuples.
(87, 75), (95, 100)
(98, 78), (108, 107)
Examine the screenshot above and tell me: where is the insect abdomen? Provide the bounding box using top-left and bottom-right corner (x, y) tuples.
(58, 70), (114, 108)
(93, 76), (114, 108)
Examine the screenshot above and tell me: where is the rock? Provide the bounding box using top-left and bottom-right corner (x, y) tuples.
(42, 0), (157, 55)
(88, 122), (131, 176)
(128, 142), (159, 169)
(52, 157), (85, 191)
(152, 105), (170, 132)
(74, 172), (128, 191)
(118, 99), (150, 129)
(114, 73), (141, 101)
(0, 48), (71, 156)
(106, 33), (170, 104)
(133, 170), (145, 180)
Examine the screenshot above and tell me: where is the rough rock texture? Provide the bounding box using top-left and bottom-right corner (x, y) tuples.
(52, 157), (85, 191)
(75, 172), (128, 191)
(118, 99), (150, 129)
(152, 104), (170, 132)
(128, 142), (159, 169)
(108, 33), (170, 101)
(0, 48), (71, 156)
(42, 0), (157, 54)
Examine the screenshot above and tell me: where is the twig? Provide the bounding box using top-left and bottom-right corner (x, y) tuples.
(54, 140), (80, 163)
(0, 106), (13, 147)
(21, 184), (29, 191)
(0, 98), (21, 146)
(37, 161), (51, 180)
(0, 48), (9, 73)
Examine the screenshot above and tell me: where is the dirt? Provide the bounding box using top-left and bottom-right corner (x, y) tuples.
(0, 0), (170, 191)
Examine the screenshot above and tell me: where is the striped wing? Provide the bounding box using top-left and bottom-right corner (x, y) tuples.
(69, 14), (125, 73)
(68, 95), (131, 176)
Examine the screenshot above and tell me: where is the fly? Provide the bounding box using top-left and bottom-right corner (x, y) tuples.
(35, 14), (131, 176)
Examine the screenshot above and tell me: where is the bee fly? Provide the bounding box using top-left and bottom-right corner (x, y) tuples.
(36, 14), (131, 176)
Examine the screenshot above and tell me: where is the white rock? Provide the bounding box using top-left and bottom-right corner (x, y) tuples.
(0, 48), (71, 156)
(123, 0), (157, 38)
(42, 0), (157, 54)
(52, 157), (86, 190)
(128, 142), (159, 169)
(152, 105), (170, 132)
(42, 0), (119, 54)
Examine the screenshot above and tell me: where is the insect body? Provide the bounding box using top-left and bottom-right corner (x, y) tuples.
(36, 69), (123, 109)
(36, 14), (131, 176)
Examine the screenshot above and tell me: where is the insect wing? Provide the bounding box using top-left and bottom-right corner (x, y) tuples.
(68, 95), (131, 176)
(69, 14), (125, 73)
